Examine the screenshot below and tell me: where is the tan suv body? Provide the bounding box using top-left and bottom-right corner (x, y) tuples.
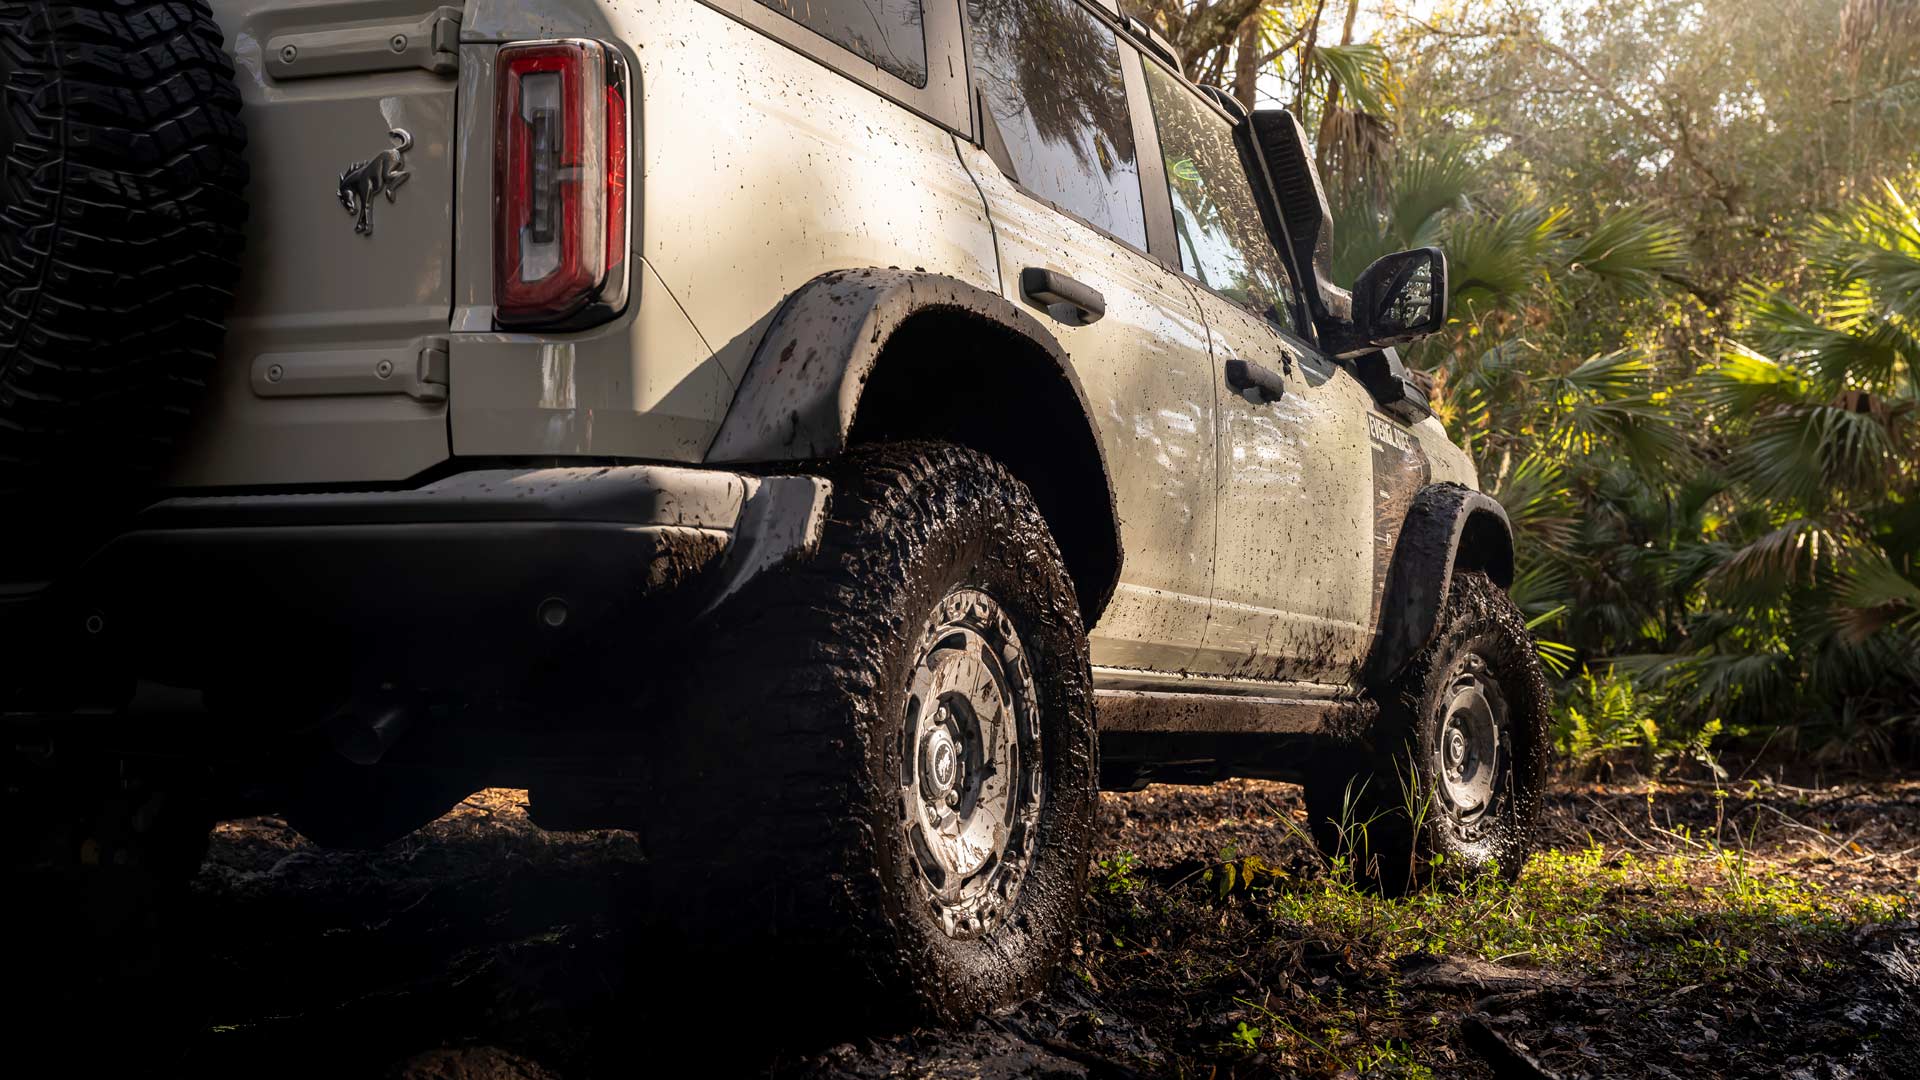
(5, 0), (1542, 1020)
(150, 0), (1489, 695)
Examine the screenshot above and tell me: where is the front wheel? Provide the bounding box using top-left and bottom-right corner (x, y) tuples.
(643, 442), (1096, 1020)
(1306, 570), (1549, 894)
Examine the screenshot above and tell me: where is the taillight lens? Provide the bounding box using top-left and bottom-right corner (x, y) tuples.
(494, 40), (630, 328)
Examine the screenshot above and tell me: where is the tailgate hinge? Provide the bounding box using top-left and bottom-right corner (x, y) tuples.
(410, 336), (450, 403)
(269, 7), (463, 81)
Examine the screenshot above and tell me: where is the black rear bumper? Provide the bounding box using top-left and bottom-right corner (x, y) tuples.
(8, 465), (826, 698)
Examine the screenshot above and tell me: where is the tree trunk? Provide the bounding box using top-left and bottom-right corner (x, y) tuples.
(1313, 0), (1361, 171)
(1233, 16), (1259, 109)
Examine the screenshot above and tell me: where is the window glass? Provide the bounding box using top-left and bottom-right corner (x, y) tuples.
(967, 0), (1148, 250)
(753, 0), (928, 88)
(1141, 60), (1297, 326)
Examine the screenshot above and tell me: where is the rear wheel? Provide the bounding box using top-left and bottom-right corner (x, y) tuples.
(1305, 570), (1549, 894)
(640, 442), (1096, 1020)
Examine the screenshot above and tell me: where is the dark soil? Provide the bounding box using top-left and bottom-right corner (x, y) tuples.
(39, 776), (1920, 1077)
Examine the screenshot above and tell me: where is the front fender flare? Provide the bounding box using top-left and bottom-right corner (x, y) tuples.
(1366, 482), (1516, 684)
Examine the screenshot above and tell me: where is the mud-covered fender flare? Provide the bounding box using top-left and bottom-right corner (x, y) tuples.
(1366, 482), (1516, 684)
(705, 268), (1122, 618)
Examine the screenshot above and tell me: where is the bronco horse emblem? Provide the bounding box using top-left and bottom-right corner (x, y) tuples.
(337, 128), (412, 236)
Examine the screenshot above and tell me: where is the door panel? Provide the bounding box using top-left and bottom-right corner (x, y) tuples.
(958, 0), (1216, 673)
(1189, 301), (1378, 684)
(960, 145), (1216, 672)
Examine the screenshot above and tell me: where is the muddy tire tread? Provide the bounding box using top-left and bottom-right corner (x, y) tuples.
(640, 441), (1096, 1020)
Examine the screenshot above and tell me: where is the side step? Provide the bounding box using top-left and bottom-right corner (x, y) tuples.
(1093, 688), (1379, 790)
(1095, 688), (1372, 735)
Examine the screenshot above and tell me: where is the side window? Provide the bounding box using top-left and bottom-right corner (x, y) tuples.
(966, 0), (1149, 250)
(752, 0), (928, 88)
(1140, 60), (1297, 327)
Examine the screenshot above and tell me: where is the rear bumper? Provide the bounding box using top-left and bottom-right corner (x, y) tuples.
(24, 465), (828, 694)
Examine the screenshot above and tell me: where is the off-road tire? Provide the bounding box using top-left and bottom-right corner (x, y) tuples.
(1305, 570), (1549, 894)
(642, 441), (1096, 1021)
(0, 0), (247, 524)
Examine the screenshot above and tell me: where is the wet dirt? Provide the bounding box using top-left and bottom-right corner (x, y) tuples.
(74, 777), (1920, 1077)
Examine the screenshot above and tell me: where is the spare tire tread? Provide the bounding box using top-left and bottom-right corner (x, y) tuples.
(0, 0), (245, 499)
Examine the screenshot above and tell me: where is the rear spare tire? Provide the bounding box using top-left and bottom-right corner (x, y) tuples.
(0, 0), (247, 535)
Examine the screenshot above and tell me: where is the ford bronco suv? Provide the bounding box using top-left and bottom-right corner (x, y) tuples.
(1, 0), (1546, 1019)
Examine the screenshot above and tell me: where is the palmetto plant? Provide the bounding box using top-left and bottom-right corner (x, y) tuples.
(1337, 142), (1920, 764)
(1668, 174), (1920, 755)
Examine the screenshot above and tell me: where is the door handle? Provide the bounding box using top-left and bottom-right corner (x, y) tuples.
(1224, 358), (1285, 403)
(1021, 267), (1106, 326)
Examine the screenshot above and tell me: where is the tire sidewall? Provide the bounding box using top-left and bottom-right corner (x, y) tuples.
(834, 451), (1095, 1019)
(1404, 572), (1550, 881)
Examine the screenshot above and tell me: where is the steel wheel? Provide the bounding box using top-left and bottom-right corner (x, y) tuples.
(899, 586), (1044, 941)
(1308, 570), (1549, 894)
(1433, 649), (1511, 836)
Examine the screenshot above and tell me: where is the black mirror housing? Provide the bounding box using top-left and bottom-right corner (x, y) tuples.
(1353, 247), (1448, 348)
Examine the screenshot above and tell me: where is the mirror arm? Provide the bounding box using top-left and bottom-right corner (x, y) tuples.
(1354, 348), (1433, 423)
(1318, 320), (1376, 360)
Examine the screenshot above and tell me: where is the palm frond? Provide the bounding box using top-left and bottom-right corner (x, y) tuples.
(1698, 342), (1814, 416)
(1742, 284), (1908, 394)
(1734, 404), (1896, 508)
(1388, 141), (1480, 248)
(1491, 452), (1578, 552)
(1311, 42), (1392, 118)
(1831, 550), (1920, 642)
(1707, 517), (1857, 601)
(1564, 206), (1688, 296)
(1446, 203), (1569, 310)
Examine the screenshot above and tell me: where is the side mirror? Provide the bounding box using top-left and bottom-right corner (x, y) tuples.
(1352, 247), (1448, 348)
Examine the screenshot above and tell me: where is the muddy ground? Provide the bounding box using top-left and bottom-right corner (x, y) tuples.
(60, 775), (1920, 1077)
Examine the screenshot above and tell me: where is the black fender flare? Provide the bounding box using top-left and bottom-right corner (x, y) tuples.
(706, 268), (1122, 617)
(1366, 482), (1516, 684)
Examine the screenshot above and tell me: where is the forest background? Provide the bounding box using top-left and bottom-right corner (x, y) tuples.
(1127, 0), (1920, 774)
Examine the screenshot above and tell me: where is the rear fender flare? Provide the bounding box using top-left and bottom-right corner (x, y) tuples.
(705, 268), (1121, 617)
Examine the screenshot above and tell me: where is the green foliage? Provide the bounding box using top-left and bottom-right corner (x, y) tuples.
(1316, 0), (1920, 770)
(1552, 666), (1657, 771)
(1311, 42), (1391, 118)
(1096, 852), (1144, 896)
(1553, 666), (1728, 777)
(1148, 0), (1920, 769)
(1226, 1020), (1262, 1053)
(1268, 844), (1913, 983)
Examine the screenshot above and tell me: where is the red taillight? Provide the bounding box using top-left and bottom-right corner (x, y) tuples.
(494, 40), (630, 328)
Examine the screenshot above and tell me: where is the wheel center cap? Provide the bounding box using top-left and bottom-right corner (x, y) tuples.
(1447, 728), (1468, 769)
(921, 727), (960, 800)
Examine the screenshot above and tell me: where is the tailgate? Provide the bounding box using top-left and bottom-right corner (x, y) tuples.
(170, 0), (463, 487)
